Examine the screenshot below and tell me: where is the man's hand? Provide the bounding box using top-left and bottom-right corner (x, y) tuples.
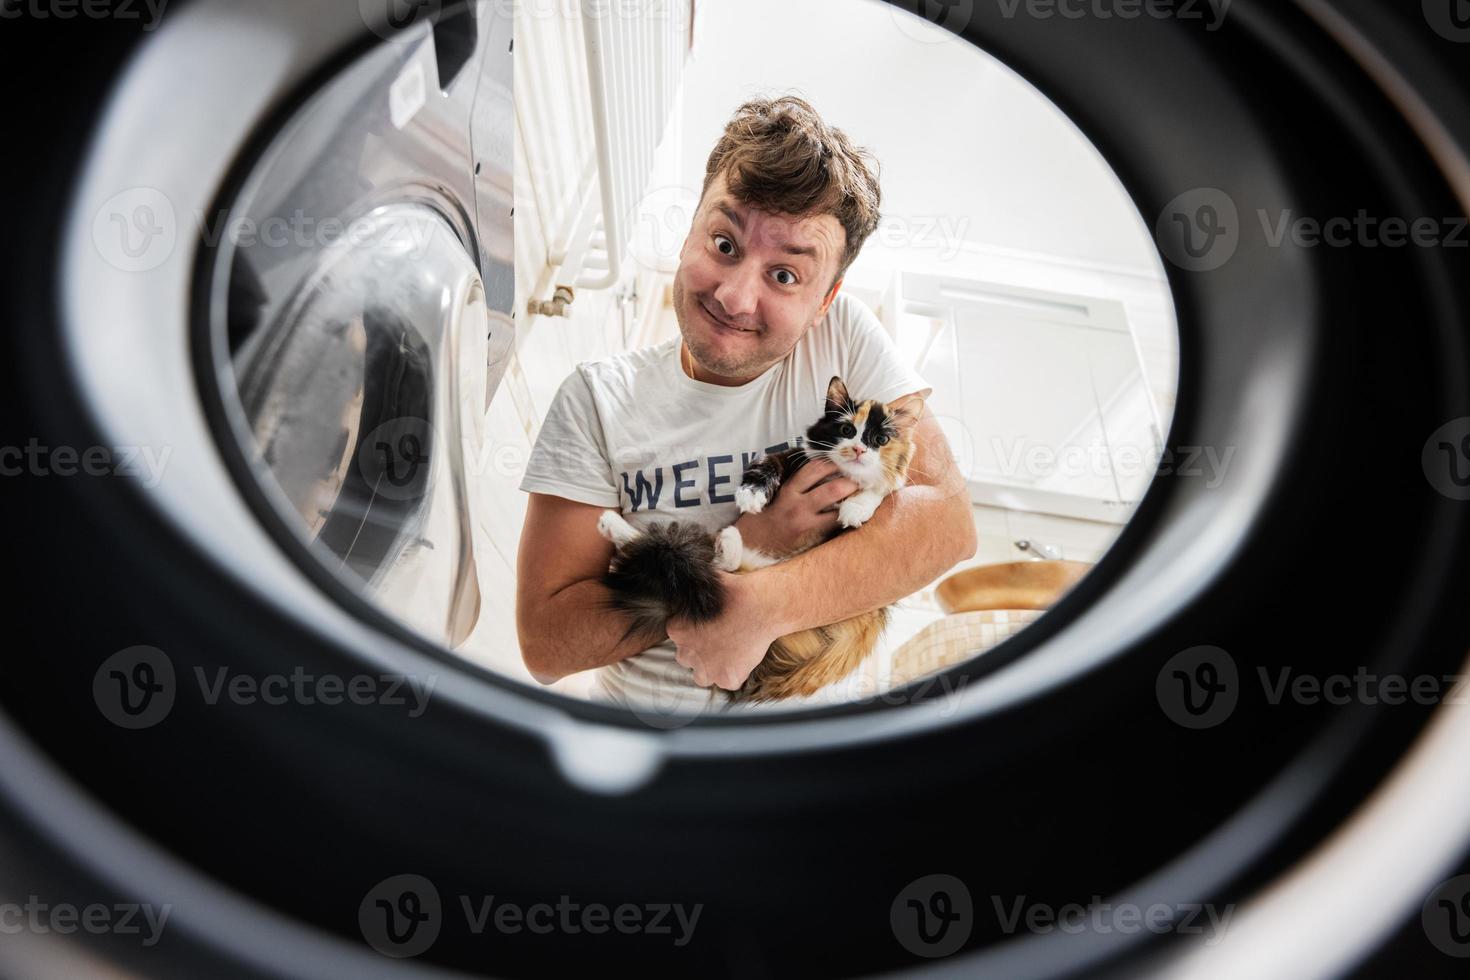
(732, 459), (858, 558)
(668, 572), (778, 690)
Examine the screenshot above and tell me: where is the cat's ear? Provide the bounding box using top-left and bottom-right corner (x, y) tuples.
(824, 376), (851, 416)
(889, 396), (923, 433)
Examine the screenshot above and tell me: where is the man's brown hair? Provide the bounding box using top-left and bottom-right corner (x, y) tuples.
(700, 95), (882, 291)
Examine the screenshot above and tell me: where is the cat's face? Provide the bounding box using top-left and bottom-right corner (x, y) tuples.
(805, 376), (918, 483)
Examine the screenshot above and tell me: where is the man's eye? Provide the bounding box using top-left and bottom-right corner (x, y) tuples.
(841, 423), (856, 437)
(713, 234), (736, 256)
(772, 269), (797, 286)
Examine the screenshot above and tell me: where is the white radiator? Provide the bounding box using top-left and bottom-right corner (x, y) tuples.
(514, 0), (692, 300)
(574, 0), (692, 289)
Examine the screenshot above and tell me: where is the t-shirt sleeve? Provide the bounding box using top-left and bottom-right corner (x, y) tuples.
(517, 367), (622, 507)
(838, 295), (933, 406)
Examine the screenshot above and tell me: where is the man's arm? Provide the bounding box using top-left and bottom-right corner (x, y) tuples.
(669, 394), (978, 689)
(515, 493), (665, 684)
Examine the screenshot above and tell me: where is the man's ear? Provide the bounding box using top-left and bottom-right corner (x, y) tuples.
(817, 276), (843, 318)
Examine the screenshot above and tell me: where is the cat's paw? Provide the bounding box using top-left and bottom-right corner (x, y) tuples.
(734, 485), (768, 514)
(596, 509), (638, 547)
(838, 494), (879, 529)
(714, 526), (744, 572)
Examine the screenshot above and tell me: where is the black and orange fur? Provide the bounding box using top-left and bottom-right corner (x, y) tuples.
(598, 376), (920, 704)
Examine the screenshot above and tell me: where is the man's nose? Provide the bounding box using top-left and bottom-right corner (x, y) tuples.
(711, 262), (760, 321)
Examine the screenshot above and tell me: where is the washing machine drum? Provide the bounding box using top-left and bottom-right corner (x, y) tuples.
(1, 1), (1469, 977)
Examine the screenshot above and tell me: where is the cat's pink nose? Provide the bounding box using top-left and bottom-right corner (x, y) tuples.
(852, 446), (866, 457)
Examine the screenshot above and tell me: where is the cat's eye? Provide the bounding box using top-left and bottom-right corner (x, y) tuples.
(874, 433), (889, 446)
(841, 423), (856, 437)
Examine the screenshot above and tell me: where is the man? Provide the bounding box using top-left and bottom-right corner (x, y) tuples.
(515, 95), (976, 712)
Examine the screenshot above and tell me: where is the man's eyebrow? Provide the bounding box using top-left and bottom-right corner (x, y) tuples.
(714, 201), (745, 231)
(714, 199), (821, 261)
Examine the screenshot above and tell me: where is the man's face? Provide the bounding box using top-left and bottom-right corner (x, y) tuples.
(671, 170), (847, 381)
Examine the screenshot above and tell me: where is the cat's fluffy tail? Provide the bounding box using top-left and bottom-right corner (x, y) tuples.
(603, 521), (725, 641)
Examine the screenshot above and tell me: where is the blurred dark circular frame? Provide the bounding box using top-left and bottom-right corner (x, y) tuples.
(1, 0), (1468, 977)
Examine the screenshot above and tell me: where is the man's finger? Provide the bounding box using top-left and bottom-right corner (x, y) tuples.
(811, 477), (860, 509)
(791, 460), (838, 493)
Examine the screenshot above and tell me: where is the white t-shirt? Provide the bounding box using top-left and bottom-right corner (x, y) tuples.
(518, 291), (931, 715)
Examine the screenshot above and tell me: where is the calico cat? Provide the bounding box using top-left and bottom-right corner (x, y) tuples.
(595, 376), (919, 704)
